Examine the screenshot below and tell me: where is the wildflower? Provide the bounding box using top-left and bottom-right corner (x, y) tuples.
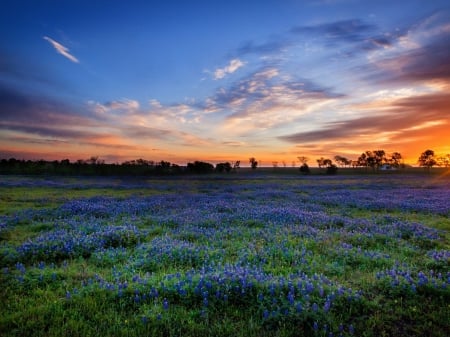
(349, 324), (355, 335)
(313, 321), (319, 331)
(287, 291), (295, 305)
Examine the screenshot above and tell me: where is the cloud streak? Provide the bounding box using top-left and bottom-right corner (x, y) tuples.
(43, 36), (79, 63)
(279, 92), (450, 148)
(214, 59), (245, 79)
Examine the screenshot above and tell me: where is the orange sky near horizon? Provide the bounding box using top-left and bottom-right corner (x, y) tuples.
(1, 1), (449, 167)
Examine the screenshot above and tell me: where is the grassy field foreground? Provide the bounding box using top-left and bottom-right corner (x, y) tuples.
(0, 173), (449, 336)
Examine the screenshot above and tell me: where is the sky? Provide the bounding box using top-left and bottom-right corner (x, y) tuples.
(1, 0), (449, 166)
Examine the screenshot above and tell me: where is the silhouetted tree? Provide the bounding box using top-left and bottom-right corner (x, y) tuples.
(357, 153), (367, 168)
(299, 163), (310, 174)
(418, 149), (436, 170)
(187, 161), (214, 174)
(357, 150), (387, 171)
(316, 157), (337, 174)
(323, 158), (332, 167)
(374, 150), (386, 168)
(233, 161), (240, 172)
(297, 156), (309, 165)
(216, 162), (232, 173)
(316, 157), (325, 168)
(154, 160), (172, 174)
(389, 152), (402, 168)
(437, 154), (450, 167)
(249, 157), (258, 169)
(334, 155), (351, 167)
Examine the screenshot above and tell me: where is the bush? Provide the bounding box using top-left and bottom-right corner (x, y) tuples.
(299, 164), (310, 174)
(326, 164), (338, 175)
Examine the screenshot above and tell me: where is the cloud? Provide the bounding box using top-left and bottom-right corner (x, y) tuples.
(144, 99), (203, 125)
(0, 85), (102, 141)
(365, 11), (450, 85)
(279, 92), (450, 146)
(202, 65), (343, 135)
(291, 19), (375, 44)
(106, 99), (140, 110)
(237, 39), (291, 56)
(90, 99), (140, 117)
(290, 18), (403, 58)
(43, 36), (79, 63)
(214, 58), (246, 79)
(121, 125), (172, 140)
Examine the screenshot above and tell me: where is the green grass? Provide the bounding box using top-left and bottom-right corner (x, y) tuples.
(0, 174), (449, 336)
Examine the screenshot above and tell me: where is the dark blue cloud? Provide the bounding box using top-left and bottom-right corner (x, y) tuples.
(291, 19), (375, 43)
(360, 11), (450, 85)
(0, 85), (93, 139)
(290, 18), (403, 55)
(236, 39), (292, 56)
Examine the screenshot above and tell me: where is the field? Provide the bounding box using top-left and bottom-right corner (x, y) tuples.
(1, 172), (449, 336)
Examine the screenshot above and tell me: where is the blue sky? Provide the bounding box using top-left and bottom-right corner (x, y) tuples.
(1, 0), (449, 165)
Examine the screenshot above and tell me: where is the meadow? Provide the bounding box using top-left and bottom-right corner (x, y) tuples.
(0, 172), (449, 337)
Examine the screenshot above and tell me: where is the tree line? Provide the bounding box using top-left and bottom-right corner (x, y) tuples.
(0, 149), (448, 176)
(294, 149), (449, 174)
(0, 157), (241, 176)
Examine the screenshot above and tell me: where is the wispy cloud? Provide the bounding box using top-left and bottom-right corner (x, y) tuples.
(213, 58), (246, 79)
(43, 36), (79, 63)
(202, 65), (343, 136)
(237, 39), (291, 56)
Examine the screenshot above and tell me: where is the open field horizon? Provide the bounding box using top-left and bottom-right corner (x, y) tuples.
(1, 173), (449, 336)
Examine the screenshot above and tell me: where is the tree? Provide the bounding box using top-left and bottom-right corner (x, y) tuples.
(187, 161), (214, 174)
(233, 161), (240, 171)
(316, 157), (325, 168)
(390, 152), (402, 168)
(216, 162), (232, 173)
(249, 157), (258, 169)
(334, 155), (350, 167)
(299, 163), (310, 174)
(373, 150), (386, 168)
(297, 156), (309, 165)
(326, 164), (338, 174)
(418, 149), (436, 170)
(357, 150), (387, 171)
(316, 157), (337, 174)
(436, 154), (450, 167)
(356, 153), (366, 167)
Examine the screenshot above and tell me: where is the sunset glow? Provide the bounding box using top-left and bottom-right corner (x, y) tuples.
(1, 1), (449, 165)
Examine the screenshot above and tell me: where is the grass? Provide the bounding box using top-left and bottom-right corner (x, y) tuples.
(0, 173), (449, 336)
